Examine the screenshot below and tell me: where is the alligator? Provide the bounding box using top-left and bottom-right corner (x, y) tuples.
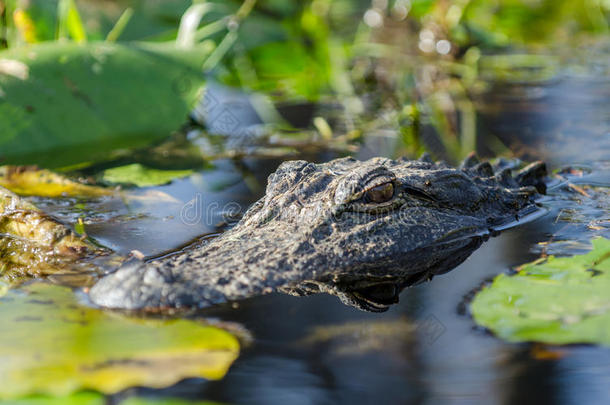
(87, 154), (547, 312)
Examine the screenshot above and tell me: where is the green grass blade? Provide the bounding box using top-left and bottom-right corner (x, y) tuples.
(2, 0), (18, 48)
(194, 18), (228, 42)
(177, 2), (216, 48)
(105, 7), (134, 43)
(56, 0), (87, 43)
(202, 29), (237, 72)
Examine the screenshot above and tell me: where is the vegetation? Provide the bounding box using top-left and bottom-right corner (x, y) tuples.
(0, 0), (608, 403)
(471, 237), (610, 345)
(0, 0), (608, 166)
(0, 283), (239, 400)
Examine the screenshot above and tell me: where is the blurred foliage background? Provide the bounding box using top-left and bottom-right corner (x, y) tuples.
(3, 1), (608, 48)
(0, 0), (608, 162)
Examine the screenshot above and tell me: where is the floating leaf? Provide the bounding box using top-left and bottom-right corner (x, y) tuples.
(4, 392), (104, 405)
(102, 164), (194, 187)
(4, 391), (223, 404)
(471, 237), (610, 345)
(0, 283), (240, 399)
(0, 41), (210, 168)
(0, 166), (113, 198)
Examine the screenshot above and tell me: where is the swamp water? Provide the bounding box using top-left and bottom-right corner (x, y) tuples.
(0, 65), (609, 405)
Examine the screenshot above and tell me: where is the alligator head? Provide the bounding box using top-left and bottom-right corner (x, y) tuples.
(90, 154), (547, 312)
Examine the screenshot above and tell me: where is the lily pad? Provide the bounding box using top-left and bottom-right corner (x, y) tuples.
(471, 237), (610, 345)
(0, 283), (240, 399)
(0, 41), (210, 168)
(3, 392), (104, 405)
(4, 391), (223, 404)
(0, 166), (112, 198)
(102, 164), (194, 187)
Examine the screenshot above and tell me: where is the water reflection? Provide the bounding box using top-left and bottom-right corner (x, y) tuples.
(477, 76), (610, 167)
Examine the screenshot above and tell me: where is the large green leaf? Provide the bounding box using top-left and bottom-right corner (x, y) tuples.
(471, 237), (610, 345)
(0, 41), (210, 168)
(0, 283), (240, 399)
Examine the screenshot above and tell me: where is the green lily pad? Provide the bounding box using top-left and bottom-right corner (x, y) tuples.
(3, 392), (104, 405)
(0, 41), (210, 168)
(0, 283), (240, 399)
(471, 237), (610, 345)
(102, 164), (194, 187)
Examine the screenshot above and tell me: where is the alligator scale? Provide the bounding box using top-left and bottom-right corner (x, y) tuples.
(1, 155), (547, 312)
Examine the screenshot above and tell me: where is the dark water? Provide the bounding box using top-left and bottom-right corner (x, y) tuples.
(95, 71), (609, 405)
(5, 66), (607, 404)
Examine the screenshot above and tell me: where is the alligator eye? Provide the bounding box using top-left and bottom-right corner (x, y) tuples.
(364, 182), (394, 203)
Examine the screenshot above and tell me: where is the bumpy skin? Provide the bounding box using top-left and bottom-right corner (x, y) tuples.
(89, 154), (547, 312)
